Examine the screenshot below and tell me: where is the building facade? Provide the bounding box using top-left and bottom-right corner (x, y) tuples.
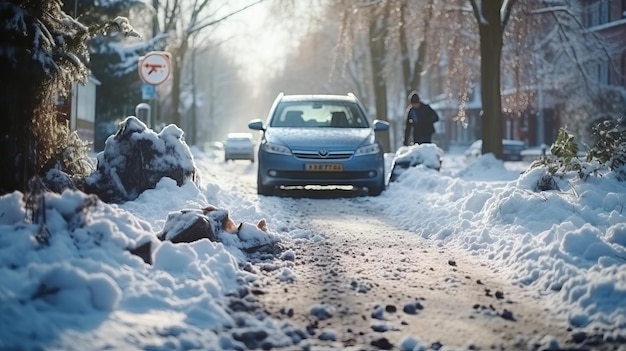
(584, 0), (626, 87)
(429, 1), (626, 150)
(55, 75), (101, 151)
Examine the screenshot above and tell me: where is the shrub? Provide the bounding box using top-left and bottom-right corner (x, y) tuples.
(530, 128), (588, 178)
(586, 117), (626, 180)
(84, 117), (197, 203)
(530, 117), (626, 187)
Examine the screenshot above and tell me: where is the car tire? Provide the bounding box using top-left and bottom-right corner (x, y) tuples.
(257, 183), (274, 196)
(367, 177), (386, 196)
(368, 185), (383, 196)
(257, 171), (274, 196)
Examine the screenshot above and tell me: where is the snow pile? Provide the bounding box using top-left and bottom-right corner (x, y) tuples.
(0, 122), (300, 350)
(389, 143), (444, 182)
(0, 188), (235, 346)
(86, 116), (197, 203)
(383, 152), (626, 336)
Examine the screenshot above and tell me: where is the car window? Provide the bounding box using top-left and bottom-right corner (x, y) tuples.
(270, 101), (369, 128)
(226, 133), (253, 144)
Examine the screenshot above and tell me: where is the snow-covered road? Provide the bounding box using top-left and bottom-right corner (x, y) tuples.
(251, 195), (575, 350)
(203, 152), (609, 351)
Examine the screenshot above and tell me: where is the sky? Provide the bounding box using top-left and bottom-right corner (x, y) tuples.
(212, 0), (324, 87)
(0, 122), (625, 350)
(212, 1), (291, 84)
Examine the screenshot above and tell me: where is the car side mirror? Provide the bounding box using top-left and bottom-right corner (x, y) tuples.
(248, 119), (265, 131)
(372, 119), (390, 132)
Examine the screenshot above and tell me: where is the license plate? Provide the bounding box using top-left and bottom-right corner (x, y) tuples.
(305, 163), (343, 171)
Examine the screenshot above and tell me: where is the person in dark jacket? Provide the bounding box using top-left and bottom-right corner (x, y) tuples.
(403, 91), (439, 145)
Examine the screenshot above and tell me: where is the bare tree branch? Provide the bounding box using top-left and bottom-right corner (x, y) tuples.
(189, 0), (266, 34)
(501, 0), (518, 27)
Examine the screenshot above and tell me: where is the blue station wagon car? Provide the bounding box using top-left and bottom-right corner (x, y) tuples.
(248, 93), (389, 196)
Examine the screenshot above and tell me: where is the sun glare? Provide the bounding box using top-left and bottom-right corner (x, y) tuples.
(215, 2), (290, 83)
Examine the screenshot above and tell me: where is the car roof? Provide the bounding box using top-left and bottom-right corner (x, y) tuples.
(227, 132), (252, 139)
(278, 94), (358, 103)
(503, 139), (525, 146)
(471, 139), (525, 146)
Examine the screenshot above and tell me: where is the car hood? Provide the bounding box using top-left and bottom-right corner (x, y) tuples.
(265, 128), (375, 150)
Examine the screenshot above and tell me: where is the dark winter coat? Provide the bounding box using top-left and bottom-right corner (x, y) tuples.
(403, 103), (439, 145)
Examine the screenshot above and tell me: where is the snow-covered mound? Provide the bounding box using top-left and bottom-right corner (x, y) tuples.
(85, 116), (197, 203)
(389, 143), (444, 182)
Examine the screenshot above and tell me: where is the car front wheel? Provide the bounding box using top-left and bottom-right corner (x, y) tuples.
(368, 186), (383, 196)
(257, 171), (274, 196)
(367, 177), (386, 196)
(257, 183), (274, 196)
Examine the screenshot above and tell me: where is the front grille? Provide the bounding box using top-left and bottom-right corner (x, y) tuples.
(275, 171), (374, 179)
(293, 150), (354, 160)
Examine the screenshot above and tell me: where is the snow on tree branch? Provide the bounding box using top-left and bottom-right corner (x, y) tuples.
(90, 16), (142, 39)
(501, 0), (517, 27)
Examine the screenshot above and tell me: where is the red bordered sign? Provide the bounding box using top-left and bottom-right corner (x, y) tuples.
(138, 51), (171, 85)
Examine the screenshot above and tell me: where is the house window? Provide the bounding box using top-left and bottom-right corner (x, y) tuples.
(596, 61), (610, 84)
(587, 3), (595, 26)
(602, 0), (610, 22)
(622, 52), (626, 86)
(588, 0), (610, 26)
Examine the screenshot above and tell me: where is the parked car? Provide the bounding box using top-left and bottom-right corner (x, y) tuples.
(465, 139), (526, 161)
(224, 133), (255, 162)
(248, 93), (389, 196)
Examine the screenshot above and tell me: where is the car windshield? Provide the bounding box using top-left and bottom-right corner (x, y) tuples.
(270, 101), (369, 128)
(227, 133), (252, 142)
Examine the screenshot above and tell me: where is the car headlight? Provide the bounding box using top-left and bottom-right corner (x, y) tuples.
(263, 142), (292, 155)
(355, 143), (380, 156)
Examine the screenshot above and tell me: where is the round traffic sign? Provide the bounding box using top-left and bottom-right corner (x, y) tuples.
(138, 51), (171, 85)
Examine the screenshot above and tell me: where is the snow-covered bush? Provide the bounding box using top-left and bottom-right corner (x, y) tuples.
(41, 131), (94, 192)
(85, 116), (197, 203)
(528, 119), (626, 191)
(530, 128), (594, 184)
(586, 117), (626, 180)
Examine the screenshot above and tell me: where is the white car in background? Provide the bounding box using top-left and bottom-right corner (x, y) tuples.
(224, 133), (255, 162)
(465, 139), (526, 161)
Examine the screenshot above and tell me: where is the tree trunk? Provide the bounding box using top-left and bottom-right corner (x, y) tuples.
(397, 0), (432, 151)
(400, 0), (431, 99)
(369, 3), (391, 153)
(152, 0), (160, 36)
(0, 86), (36, 193)
(1, 77), (63, 194)
(399, 0), (411, 94)
(477, 3), (504, 159)
(170, 38), (188, 128)
(190, 51), (197, 146)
